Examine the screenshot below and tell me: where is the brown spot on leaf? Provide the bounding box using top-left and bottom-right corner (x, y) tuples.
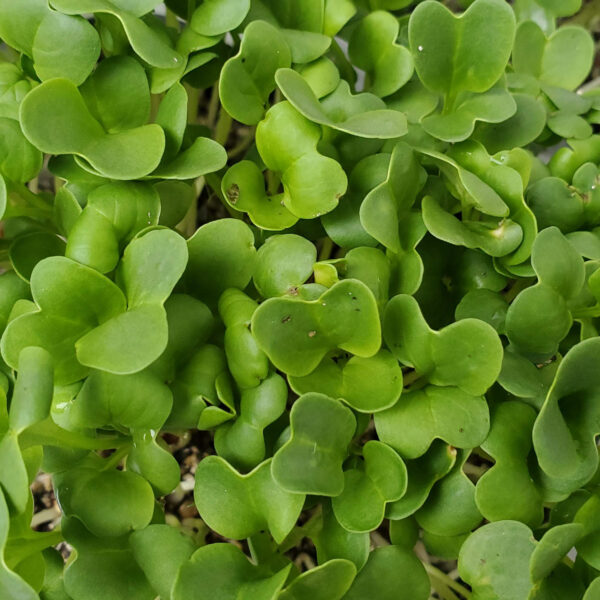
(226, 183), (240, 204)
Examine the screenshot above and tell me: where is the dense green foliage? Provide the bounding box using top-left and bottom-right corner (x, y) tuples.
(0, 0), (600, 598)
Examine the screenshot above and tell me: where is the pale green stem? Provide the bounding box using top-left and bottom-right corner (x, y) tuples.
(424, 564), (472, 599)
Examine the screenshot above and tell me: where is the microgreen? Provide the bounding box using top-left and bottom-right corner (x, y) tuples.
(1, 0), (600, 598)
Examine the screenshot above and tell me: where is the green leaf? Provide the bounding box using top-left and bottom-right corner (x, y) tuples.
(63, 518), (154, 600)
(50, 0), (184, 69)
(1, 256), (127, 385)
(530, 523), (584, 583)
(332, 441), (407, 532)
(173, 543), (290, 600)
(191, 0), (251, 36)
(513, 21), (594, 91)
(289, 350), (402, 413)
(313, 502), (370, 570)
(222, 161), (298, 230)
(458, 521), (535, 600)
(0, 432), (29, 512)
(344, 546), (430, 600)
(69, 469), (155, 537)
(0, 117), (43, 183)
(32, 11), (100, 85)
(0, 489), (38, 599)
(9, 346), (53, 434)
(409, 0), (515, 106)
(383, 294), (502, 395)
(252, 279), (381, 377)
(359, 142), (426, 254)
(80, 56), (151, 133)
(219, 20), (291, 125)
(348, 11), (413, 98)
(253, 234), (316, 298)
(185, 219), (256, 308)
(9, 232), (65, 282)
(271, 393), (356, 496)
(416, 451), (482, 537)
(533, 337), (600, 487)
(214, 373), (288, 470)
(130, 525), (195, 600)
(375, 385), (489, 458)
(194, 456), (304, 543)
(276, 69), (407, 139)
(256, 101), (347, 219)
(75, 304), (169, 374)
(505, 227), (584, 356)
(475, 401), (543, 527)
(72, 369), (172, 431)
(119, 229), (188, 308)
(20, 78), (165, 180)
(386, 442), (457, 519)
(279, 560), (356, 600)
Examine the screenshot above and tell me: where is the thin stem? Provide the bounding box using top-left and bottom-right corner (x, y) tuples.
(166, 7), (179, 29)
(206, 83), (220, 128)
(424, 564), (472, 599)
(185, 83), (201, 124)
(20, 419), (130, 451)
(504, 278), (534, 303)
(102, 444), (132, 470)
(403, 370), (423, 387)
(266, 170), (280, 195)
(318, 237), (334, 261)
(227, 127), (256, 159)
(430, 579), (461, 600)
(214, 107), (233, 145)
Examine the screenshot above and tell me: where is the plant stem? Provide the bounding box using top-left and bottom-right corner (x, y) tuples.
(504, 277), (534, 303)
(424, 564), (472, 599)
(166, 7), (179, 29)
(102, 444), (132, 470)
(206, 83), (220, 128)
(318, 237), (334, 261)
(227, 127), (256, 159)
(215, 107), (233, 145)
(185, 83), (201, 123)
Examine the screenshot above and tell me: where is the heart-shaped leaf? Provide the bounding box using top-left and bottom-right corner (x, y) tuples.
(383, 294), (502, 395)
(344, 546), (430, 600)
(256, 101), (347, 219)
(194, 456), (304, 543)
(289, 350), (402, 413)
(533, 336), (600, 487)
(276, 69), (407, 139)
(252, 279), (381, 377)
(220, 20), (291, 125)
(475, 401), (544, 527)
(20, 79), (165, 180)
(348, 11), (413, 98)
(375, 385), (489, 458)
(458, 521), (536, 600)
(271, 393), (356, 496)
(332, 441), (407, 532)
(173, 543), (290, 600)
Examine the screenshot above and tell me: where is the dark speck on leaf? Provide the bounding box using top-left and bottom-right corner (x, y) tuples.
(459, 427), (464, 432)
(354, 308), (360, 312)
(226, 183), (240, 204)
(288, 286), (299, 296)
(281, 315), (291, 324)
